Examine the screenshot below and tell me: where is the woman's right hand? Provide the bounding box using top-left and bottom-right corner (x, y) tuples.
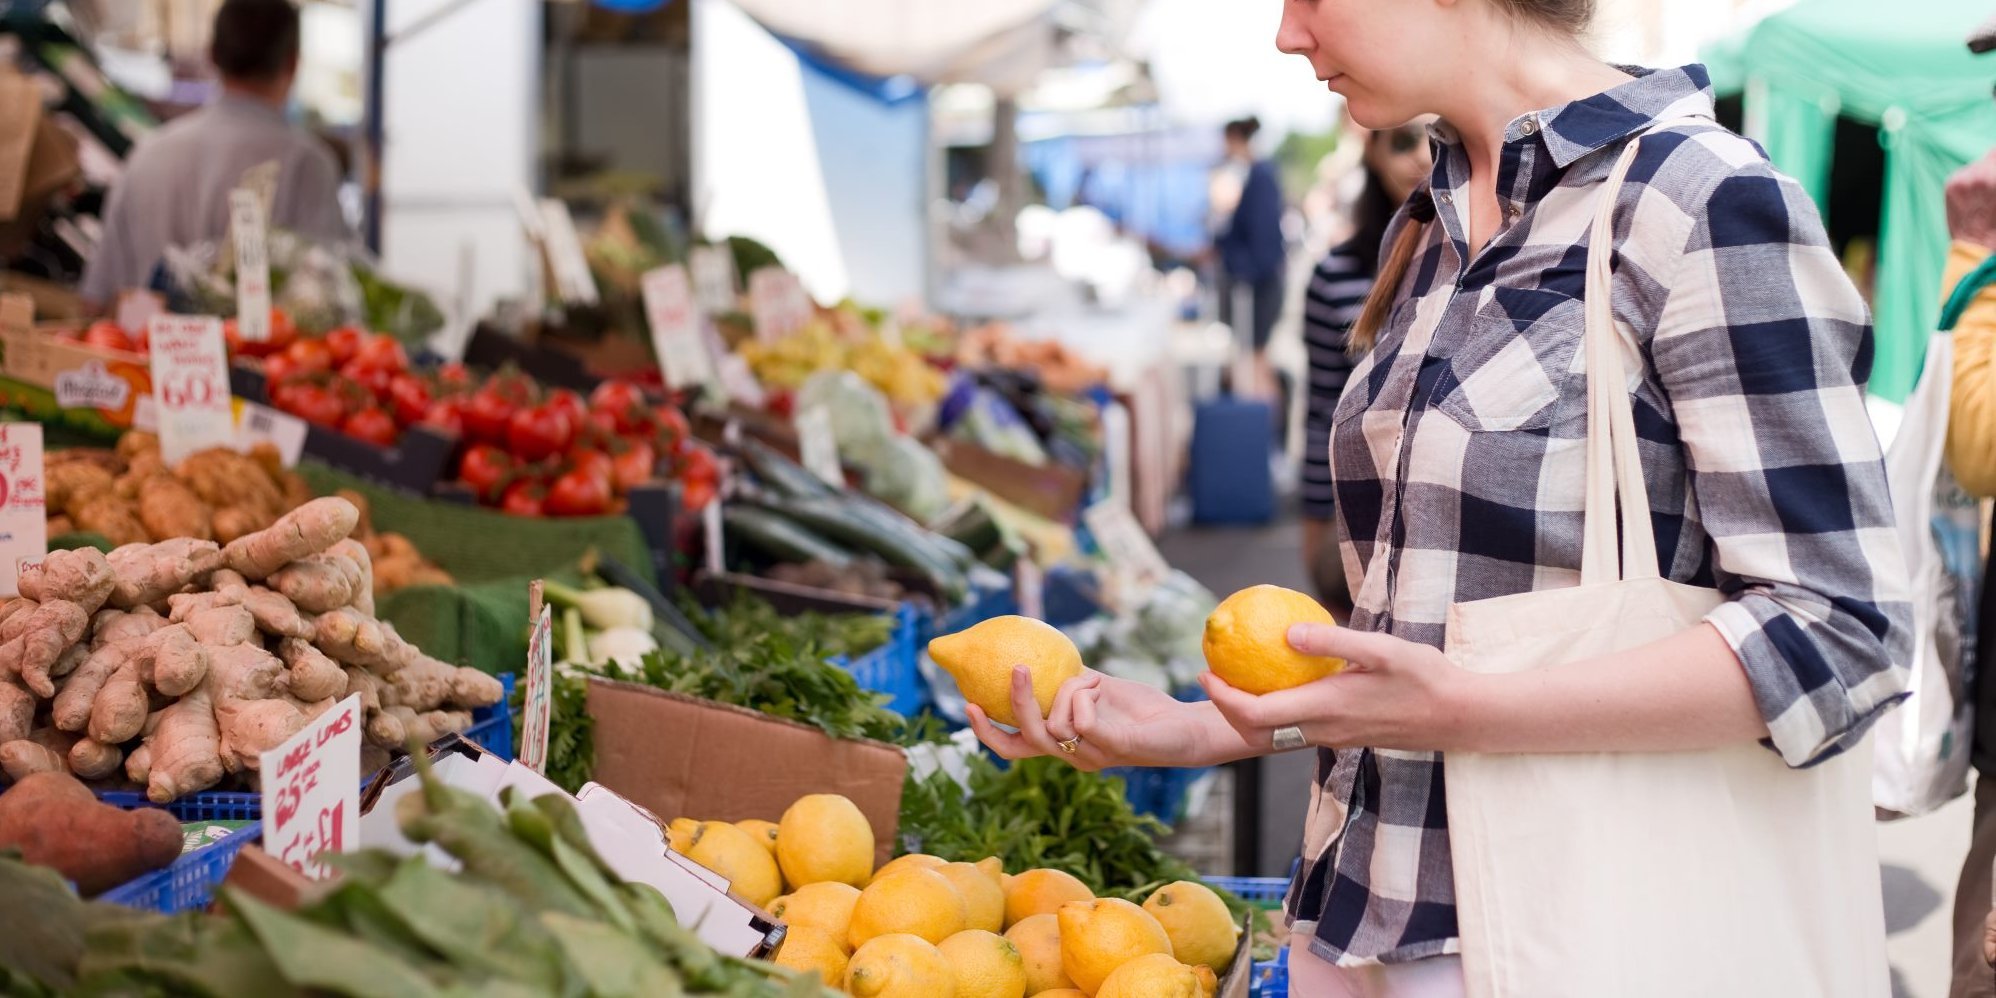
(965, 666), (1236, 772)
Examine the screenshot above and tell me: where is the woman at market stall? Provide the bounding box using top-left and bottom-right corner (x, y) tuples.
(1298, 119), (1432, 617)
(967, 0), (1909, 994)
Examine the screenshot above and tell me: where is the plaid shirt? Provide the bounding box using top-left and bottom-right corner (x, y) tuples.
(1291, 64), (1912, 966)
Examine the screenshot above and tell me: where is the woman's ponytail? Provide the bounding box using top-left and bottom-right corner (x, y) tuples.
(1350, 218), (1427, 352)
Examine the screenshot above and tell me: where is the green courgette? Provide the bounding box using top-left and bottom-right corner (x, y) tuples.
(723, 505), (856, 568)
(758, 496), (966, 601)
(737, 438), (832, 500)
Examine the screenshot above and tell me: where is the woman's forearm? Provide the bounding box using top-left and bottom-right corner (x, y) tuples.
(1184, 701), (1272, 767)
(1457, 623), (1769, 754)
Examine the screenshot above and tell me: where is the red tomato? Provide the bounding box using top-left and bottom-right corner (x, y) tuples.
(82, 321), (133, 353)
(437, 362), (474, 393)
(278, 382), (347, 429)
(262, 351), (300, 383)
(579, 407), (621, 445)
(353, 334), (409, 374)
(653, 405), (690, 455)
(342, 407), (399, 447)
(506, 404), (574, 462)
(568, 448), (615, 491)
(544, 467), (612, 517)
(420, 399), (464, 438)
(284, 337), (334, 375)
(546, 389), (587, 427)
(611, 441), (656, 495)
(589, 380), (650, 434)
(387, 375), (432, 427)
(676, 445), (719, 488)
(460, 386), (517, 444)
(324, 327), (365, 366)
(499, 478), (546, 517)
(340, 358), (395, 402)
(223, 309), (297, 358)
(679, 477), (717, 513)
(457, 443), (512, 502)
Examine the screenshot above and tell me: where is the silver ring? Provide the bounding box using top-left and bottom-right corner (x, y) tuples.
(1058, 737), (1081, 754)
(1272, 726), (1308, 752)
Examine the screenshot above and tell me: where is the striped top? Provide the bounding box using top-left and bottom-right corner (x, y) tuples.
(1300, 241), (1374, 520)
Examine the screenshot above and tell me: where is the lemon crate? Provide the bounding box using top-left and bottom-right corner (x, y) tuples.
(830, 603), (928, 715)
(1205, 875), (1293, 998)
(96, 677), (514, 914)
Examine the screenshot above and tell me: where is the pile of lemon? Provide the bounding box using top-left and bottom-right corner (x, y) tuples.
(668, 794), (1240, 997)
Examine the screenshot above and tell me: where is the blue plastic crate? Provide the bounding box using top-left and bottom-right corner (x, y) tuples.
(1112, 764), (1212, 824)
(97, 822), (262, 913)
(832, 604), (927, 716)
(94, 790), (262, 821)
(1203, 875), (1290, 909)
(1254, 948), (1290, 998)
(463, 672), (516, 761)
(934, 576), (1019, 638)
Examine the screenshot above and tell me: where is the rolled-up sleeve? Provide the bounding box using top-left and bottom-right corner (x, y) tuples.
(1649, 161), (1911, 768)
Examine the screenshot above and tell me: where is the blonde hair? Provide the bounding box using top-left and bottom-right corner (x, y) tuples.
(1350, 218), (1428, 351)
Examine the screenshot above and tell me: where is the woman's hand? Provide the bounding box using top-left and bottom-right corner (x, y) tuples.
(965, 667), (1244, 771)
(1199, 623), (1479, 753)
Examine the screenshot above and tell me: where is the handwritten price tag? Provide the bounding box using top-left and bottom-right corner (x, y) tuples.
(690, 245), (737, 313)
(0, 424), (46, 597)
(520, 604), (553, 774)
(749, 268), (811, 343)
(230, 188), (271, 341)
(795, 406), (842, 486)
(260, 693), (362, 880)
(642, 265), (716, 391)
(233, 400), (308, 467)
(538, 199), (600, 306)
(148, 315), (233, 465)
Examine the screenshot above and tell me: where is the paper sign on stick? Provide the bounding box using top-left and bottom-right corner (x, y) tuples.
(260, 693), (363, 880)
(520, 595), (554, 774)
(690, 245), (737, 313)
(642, 265), (717, 391)
(230, 188), (271, 341)
(795, 406), (842, 486)
(148, 315), (233, 465)
(0, 424), (46, 597)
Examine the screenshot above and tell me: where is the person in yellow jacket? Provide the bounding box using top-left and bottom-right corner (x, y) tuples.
(1945, 146), (1996, 998)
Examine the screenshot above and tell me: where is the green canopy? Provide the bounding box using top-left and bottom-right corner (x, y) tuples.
(1704, 0), (1996, 400)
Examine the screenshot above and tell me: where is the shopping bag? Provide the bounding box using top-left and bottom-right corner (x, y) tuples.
(1441, 135), (1890, 998)
(1873, 328), (1981, 818)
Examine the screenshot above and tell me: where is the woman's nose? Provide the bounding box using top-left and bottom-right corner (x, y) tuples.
(1275, 3), (1313, 57)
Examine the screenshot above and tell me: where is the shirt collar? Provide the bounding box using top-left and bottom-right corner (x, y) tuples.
(1424, 64), (1717, 170)
(213, 91), (288, 122)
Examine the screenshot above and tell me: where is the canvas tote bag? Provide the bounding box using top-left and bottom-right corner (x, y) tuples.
(1441, 133), (1889, 998)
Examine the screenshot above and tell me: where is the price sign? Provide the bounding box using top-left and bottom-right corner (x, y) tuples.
(233, 400), (308, 467)
(230, 188), (271, 341)
(521, 601), (553, 774)
(702, 500), (725, 576)
(749, 268), (811, 343)
(148, 315), (233, 465)
(690, 245), (737, 314)
(0, 424), (46, 597)
(260, 693), (362, 880)
(642, 265), (717, 391)
(794, 406), (842, 486)
(1083, 499), (1171, 604)
(538, 199), (600, 306)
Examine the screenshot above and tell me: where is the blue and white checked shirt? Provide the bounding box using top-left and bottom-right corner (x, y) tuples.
(1292, 65), (1912, 966)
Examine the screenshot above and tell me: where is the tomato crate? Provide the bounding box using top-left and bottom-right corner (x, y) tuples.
(97, 823), (262, 914)
(831, 603), (927, 716)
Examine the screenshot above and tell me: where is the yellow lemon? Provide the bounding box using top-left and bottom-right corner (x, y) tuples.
(1057, 898), (1173, 994)
(977, 856), (1005, 881)
(938, 861), (1007, 933)
(736, 818), (780, 857)
(849, 866), (968, 949)
(772, 925), (849, 986)
(846, 933), (955, 998)
(666, 817), (700, 854)
(1003, 868), (1094, 929)
(1142, 881), (1240, 973)
(1095, 953), (1206, 998)
(685, 821), (783, 907)
(1004, 913), (1076, 994)
(1201, 585), (1344, 694)
(1035, 992), (1088, 998)
(776, 794), (874, 888)
(938, 929), (1028, 998)
(927, 615), (1082, 726)
(872, 853), (946, 883)
(770, 881), (861, 941)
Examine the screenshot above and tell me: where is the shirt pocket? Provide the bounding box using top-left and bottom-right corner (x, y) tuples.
(1435, 286), (1584, 433)
(1329, 299), (1416, 429)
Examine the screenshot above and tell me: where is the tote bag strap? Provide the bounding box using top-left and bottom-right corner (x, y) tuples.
(1578, 119), (1706, 586)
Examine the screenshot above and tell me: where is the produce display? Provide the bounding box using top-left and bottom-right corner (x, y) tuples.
(0, 497), (504, 801)
(953, 324), (1108, 396)
(667, 790), (1237, 997)
(741, 322), (948, 408)
(0, 762), (834, 997)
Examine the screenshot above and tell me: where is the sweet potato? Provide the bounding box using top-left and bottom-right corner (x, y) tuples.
(0, 772), (183, 894)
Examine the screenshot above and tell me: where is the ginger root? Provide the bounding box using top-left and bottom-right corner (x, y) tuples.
(145, 685), (222, 803)
(0, 679), (35, 744)
(135, 472), (212, 542)
(67, 738), (121, 780)
(17, 548), (115, 614)
(71, 494), (148, 547)
(268, 552), (363, 614)
(0, 601), (90, 698)
(185, 605), (255, 647)
(222, 497), (358, 582)
(242, 589), (313, 639)
(108, 538), (224, 609)
(0, 740), (65, 780)
(142, 625), (210, 698)
(276, 638), (345, 702)
(88, 661), (148, 745)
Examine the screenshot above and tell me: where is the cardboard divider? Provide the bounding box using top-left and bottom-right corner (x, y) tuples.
(585, 679), (908, 868)
(929, 437), (1090, 522)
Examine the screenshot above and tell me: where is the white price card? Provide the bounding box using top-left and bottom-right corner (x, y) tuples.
(749, 268), (810, 343)
(703, 499), (725, 576)
(1083, 499), (1171, 602)
(148, 315), (234, 465)
(1015, 557), (1045, 621)
(642, 265), (717, 391)
(230, 188), (271, 342)
(690, 245), (738, 314)
(794, 406), (843, 486)
(233, 400), (308, 467)
(521, 602), (554, 774)
(538, 199), (600, 306)
(0, 424), (46, 598)
(260, 693), (362, 880)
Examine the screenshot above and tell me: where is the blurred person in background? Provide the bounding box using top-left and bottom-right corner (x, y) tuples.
(1299, 119), (1432, 618)
(1942, 145), (1996, 998)
(81, 0), (348, 308)
(1212, 116), (1288, 399)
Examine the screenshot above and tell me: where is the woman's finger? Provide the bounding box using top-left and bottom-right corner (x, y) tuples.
(966, 702), (1035, 760)
(1286, 623), (1401, 667)
(1044, 675), (1094, 744)
(1200, 671), (1332, 732)
(1007, 665), (1066, 756)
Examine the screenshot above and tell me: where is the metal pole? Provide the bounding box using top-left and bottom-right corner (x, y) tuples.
(363, 0), (387, 253)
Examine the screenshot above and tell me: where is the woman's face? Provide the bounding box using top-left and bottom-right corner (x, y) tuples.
(1365, 122), (1435, 204)
(1276, 0), (1456, 129)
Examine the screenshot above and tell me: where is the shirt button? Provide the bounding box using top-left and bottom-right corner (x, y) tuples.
(1438, 191), (1454, 205)
(1506, 204), (1522, 220)
(1521, 116), (1540, 136)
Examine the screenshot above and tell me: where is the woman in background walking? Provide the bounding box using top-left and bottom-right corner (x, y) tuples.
(1213, 116), (1288, 399)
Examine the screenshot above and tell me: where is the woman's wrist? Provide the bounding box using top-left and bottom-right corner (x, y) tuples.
(1184, 700), (1266, 766)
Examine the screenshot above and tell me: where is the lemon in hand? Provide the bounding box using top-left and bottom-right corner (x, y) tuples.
(927, 615), (1082, 726)
(1202, 584), (1345, 694)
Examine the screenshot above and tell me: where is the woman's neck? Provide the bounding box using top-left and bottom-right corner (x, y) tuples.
(1438, 40), (1633, 182)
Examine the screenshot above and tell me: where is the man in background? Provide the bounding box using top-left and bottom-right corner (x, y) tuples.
(80, 0), (347, 307)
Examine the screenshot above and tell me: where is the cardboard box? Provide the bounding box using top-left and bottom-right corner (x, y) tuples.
(0, 303), (152, 428)
(929, 437), (1089, 523)
(586, 679), (908, 868)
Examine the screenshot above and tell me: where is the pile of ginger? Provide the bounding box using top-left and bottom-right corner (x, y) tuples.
(0, 496), (504, 803)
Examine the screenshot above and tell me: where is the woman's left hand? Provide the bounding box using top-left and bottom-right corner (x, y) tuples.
(1198, 623), (1482, 753)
